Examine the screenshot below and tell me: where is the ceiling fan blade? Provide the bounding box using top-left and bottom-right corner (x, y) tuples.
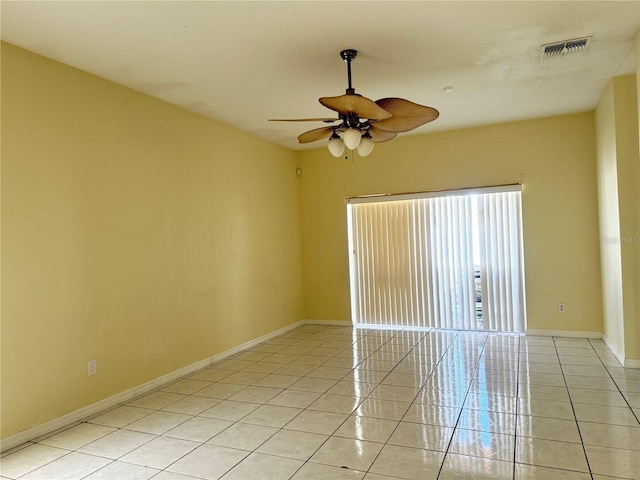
(373, 98), (439, 133)
(269, 118), (339, 123)
(319, 94), (392, 120)
(298, 126), (335, 144)
(368, 125), (398, 143)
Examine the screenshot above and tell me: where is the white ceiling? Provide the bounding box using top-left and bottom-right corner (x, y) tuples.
(1, 1), (639, 150)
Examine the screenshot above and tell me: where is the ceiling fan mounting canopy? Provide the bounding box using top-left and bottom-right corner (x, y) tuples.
(269, 48), (439, 156)
(340, 49), (358, 62)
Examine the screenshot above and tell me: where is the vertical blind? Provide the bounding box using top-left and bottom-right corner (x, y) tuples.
(347, 187), (526, 332)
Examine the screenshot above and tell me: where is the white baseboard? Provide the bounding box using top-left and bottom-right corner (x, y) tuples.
(1, 355), (215, 454)
(602, 334), (626, 366)
(303, 319), (352, 327)
(601, 334), (640, 368)
(1, 319), (316, 452)
(525, 329), (602, 339)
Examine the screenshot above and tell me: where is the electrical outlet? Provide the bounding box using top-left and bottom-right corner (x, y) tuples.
(88, 359), (98, 376)
(558, 303), (566, 313)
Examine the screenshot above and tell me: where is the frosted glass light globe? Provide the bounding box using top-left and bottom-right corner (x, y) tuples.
(343, 128), (362, 150)
(357, 136), (374, 157)
(328, 137), (345, 157)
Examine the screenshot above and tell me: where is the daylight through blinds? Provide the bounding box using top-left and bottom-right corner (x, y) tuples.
(347, 188), (526, 332)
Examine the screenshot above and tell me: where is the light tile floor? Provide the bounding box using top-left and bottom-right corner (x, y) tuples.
(2, 325), (639, 479)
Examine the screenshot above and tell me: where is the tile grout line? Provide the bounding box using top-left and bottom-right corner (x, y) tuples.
(512, 333), (522, 480)
(229, 324), (349, 479)
(185, 324), (343, 480)
(435, 331), (490, 480)
(233, 324), (405, 479)
(361, 327), (447, 479)
(277, 324), (364, 479)
(302, 325), (436, 478)
(16, 409), (170, 480)
(553, 336), (595, 480)
(588, 337), (640, 426)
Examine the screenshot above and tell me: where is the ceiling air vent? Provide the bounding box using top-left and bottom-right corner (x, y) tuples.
(540, 37), (591, 59)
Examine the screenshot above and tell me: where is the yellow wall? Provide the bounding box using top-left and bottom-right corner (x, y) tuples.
(636, 34), (640, 361)
(596, 81), (626, 356)
(1, 43), (305, 438)
(595, 75), (639, 362)
(298, 113), (603, 334)
(614, 76), (639, 361)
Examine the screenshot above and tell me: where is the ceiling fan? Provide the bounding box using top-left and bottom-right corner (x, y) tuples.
(270, 49), (439, 157)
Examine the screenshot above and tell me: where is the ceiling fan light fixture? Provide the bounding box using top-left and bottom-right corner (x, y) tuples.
(357, 133), (374, 157)
(327, 133), (345, 157)
(343, 128), (362, 150)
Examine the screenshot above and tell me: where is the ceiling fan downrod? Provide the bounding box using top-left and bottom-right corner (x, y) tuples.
(340, 49), (358, 95)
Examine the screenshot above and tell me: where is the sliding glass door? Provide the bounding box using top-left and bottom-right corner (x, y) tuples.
(347, 187), (526, 332)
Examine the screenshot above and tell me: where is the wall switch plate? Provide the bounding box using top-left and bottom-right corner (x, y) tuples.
(88, 359), (98, 376)
(558, 303), (566, 313)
